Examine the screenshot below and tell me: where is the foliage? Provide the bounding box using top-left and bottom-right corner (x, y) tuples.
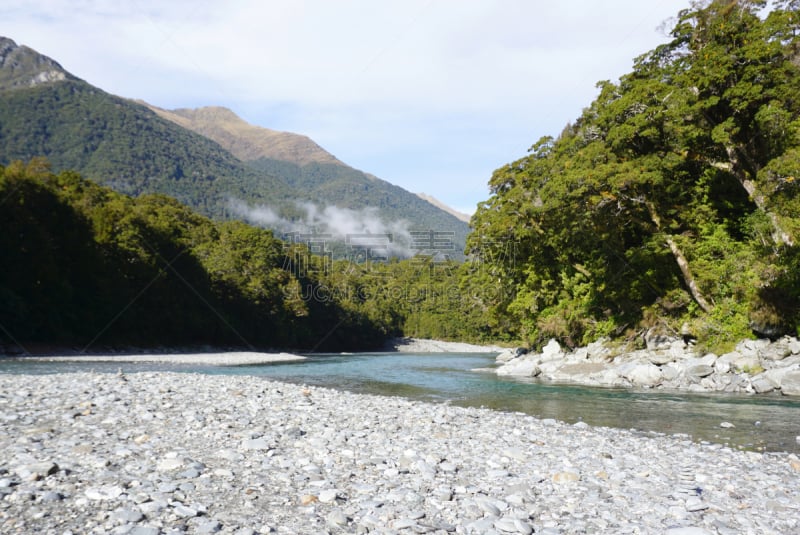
(0, 75), (467, 253)
(0, 160), (486, 351)
(467, 1), (800, 350)
(0, 161), (382, 350)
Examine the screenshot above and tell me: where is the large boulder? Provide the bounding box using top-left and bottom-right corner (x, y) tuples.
(686, 365), (715, 382)
(541, 339), (563, 361)
(551, 362), (607, 383)
(647, 351), (674, 365)
(496, 356), (540, 377)
(496, 347), (527, 363)
(780, 370), (800, 396)
(717, 351), (759, 373)
(759, 341), (792, 362)
(750, 375), (775, 394)
(620, 363), (663, 387)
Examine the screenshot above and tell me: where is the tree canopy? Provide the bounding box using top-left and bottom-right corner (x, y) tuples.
(467, 0), (800, 351)
(0, 160), (486, 351)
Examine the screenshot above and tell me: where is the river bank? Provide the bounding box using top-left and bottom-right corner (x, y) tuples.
(386, 337), (505, 353)
(1, 371), (799, 534)
(17, 351), (306, 366)
(493, 335), (800, 397)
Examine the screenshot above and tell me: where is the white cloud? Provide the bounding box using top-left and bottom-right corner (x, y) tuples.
(1, 0), (691, 210)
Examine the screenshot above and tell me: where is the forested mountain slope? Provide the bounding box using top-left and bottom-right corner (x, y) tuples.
(147, 104), (470, 252)
(0, 36), (467, 252)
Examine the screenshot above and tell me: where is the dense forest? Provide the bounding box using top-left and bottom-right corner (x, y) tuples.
(5, 1), (800, 354)
(0, 159), (486, 352)
(468, 0), (800, 351)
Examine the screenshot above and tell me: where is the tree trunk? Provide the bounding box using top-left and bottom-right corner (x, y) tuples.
(665, 236), (714, 314)
(645, 201), (714, 313)
(723, 145), (794, 246)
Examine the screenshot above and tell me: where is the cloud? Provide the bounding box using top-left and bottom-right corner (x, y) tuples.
(1, 0), (691, 211)
(229, 199), (419, 258)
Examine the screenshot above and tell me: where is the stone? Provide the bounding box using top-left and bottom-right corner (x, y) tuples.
(687, 365), (714, 380)
(114, 508), (144, 523)
(157, 458), (183, 471)
(496, 356), (540, 377)
(760, 343), (791, 361)
(196, 519), (222, 533)
(622, 363), (663, 386)
(494, 517), (519, 533)
(318, 489), (339, 503)
(552, 471), (580, 483)
(647, 351), (674, 365)
(241, 438), (270, 450)
(685, 497), (709, 512)
(475, 497), (501, 516)
(299, 494), (318, 505)
(326, 509), (349, 527)
(645, 329), (674, 350)
(720, 421), (735, 428)
(781, 370), (800, 396)
(85, 485), (124, 500)
(542, 339), (563, 360)
(496, 348), (526, 363)
(16, 461), (59, 480)
(39, 491), (63, 502)
(751, 376), (775, 394)
(665, 528), (713, 535)
(173, 503), (199, 518)
(130, 528), (161, 535)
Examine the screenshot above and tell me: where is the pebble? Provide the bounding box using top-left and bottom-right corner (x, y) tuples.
(0, 371), (798, 534)
(317, 489), (339, 503)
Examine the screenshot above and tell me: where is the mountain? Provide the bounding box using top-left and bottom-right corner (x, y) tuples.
(0, 37), (291, 219)
(0, 37), (469, 254)
(144, 104), (341, 166)
(0, 38), (75, 91)
(146, 103), (471, 253)
(416, 193), (471, 223)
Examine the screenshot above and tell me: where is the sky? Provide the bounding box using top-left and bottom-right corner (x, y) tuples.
(2, 0), (691, 216)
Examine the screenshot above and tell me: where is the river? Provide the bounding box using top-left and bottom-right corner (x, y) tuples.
(2, 351), (799, 453)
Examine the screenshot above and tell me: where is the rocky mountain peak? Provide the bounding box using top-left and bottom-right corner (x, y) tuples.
(0, 37), (73, 92)
(144, 103), (343, 166)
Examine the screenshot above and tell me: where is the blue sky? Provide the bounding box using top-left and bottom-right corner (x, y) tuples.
(3, 0), (690, 215)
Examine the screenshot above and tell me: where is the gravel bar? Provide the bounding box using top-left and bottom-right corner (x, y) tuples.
(1, 371), (799, 534)
(18, 352), (306, 366)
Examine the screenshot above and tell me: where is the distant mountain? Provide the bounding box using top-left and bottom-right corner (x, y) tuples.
(0, 37), (291, 219)
(144, 104), (340, 166)
(145, 103), (470, 253)
(416, 193), (471, 223)
(0, 37), (469, 255)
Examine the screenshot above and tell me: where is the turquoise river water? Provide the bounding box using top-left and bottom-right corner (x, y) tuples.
(2, 352), (799, 453)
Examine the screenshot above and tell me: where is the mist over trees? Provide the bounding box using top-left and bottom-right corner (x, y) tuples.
(0, 160), (485, 351)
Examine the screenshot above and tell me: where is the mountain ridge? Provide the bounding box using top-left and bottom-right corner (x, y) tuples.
(416, 192), (471, 223)
(0, 36), (469, 255)
(0, 37), (75, 91)
(142, 103), (342, 166)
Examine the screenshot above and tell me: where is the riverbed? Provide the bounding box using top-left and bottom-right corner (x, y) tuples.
(2, 352), (798, 453)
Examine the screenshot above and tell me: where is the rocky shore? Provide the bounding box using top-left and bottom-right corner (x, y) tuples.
(386, 338), (505, 353)
(493, 335), (800, 396)
(2, 371), (800, 534)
